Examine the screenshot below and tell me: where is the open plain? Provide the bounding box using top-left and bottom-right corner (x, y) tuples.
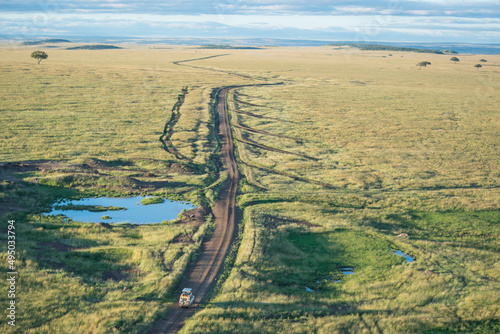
(1, 44), (499, 333)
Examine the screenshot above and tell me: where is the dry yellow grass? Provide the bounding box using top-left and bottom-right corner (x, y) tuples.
(1, 44), (499, 333)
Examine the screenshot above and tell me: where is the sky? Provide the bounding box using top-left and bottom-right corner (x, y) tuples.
(1, 0), (499, 43)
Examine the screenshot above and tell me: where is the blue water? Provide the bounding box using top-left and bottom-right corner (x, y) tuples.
(394, 250), (415, 263)
(341, 267), (355, 275)
(44, 196), (196, 224)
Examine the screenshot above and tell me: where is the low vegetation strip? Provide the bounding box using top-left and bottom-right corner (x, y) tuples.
(21, 39), (72, 45)
(66, 44), (122, 50)
(330, 43), (456, 54)
(198, 45), (263, 50)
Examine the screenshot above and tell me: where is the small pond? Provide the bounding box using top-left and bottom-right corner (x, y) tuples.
(44, 196), (196, 224)
(394, 250), (415, 263)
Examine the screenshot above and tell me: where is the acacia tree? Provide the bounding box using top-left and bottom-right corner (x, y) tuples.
(450, 57), (460, 63)
(416, 61), (431, 69)
(474, 64), (482, 70)
(31, 50), (48, 64)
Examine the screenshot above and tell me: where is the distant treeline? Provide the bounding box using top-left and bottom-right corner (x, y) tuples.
(330, 43), (457, 54)
(66, 45), (123, 50)
(198, 44), (262, 50)
(21, 39), (72, 45)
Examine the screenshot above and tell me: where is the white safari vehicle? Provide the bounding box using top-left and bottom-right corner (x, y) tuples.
(179, 288), (195, 308)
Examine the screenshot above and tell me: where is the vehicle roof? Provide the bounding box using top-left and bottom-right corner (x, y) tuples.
(182, 288), (192, 292)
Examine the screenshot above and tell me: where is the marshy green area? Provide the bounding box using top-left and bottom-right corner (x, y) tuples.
(1, 45), (499, 333)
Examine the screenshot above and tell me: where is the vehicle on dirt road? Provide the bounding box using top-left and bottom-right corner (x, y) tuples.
(179, 288), (195, 308)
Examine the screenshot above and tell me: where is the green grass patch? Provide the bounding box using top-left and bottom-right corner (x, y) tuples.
(140, 197), (164, 205)
(285, 229), (402, 285)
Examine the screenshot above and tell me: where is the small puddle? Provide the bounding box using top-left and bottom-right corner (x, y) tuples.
(316, 267), (355, 285)
(305, 286), (315, 292)
(341, 267), (355, 275)
(44, 196), (196, 224)
(394, 249), (414, 263)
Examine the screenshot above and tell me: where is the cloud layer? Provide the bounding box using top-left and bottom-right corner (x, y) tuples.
(1, 0), (499, 43)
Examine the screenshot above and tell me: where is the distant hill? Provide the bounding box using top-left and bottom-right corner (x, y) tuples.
(330, 43), (457, 54)
(21, 39), (72, 45)
(66, 45), (122, 50)
(198, 44), (262, 50)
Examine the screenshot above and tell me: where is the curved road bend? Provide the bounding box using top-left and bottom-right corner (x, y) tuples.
(149, 87), (239, 334)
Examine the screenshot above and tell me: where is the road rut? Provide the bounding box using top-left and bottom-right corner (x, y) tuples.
(149, 87), (239, 334)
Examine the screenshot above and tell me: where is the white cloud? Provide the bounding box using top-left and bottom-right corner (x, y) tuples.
(334, 6), (378, 14)
(407, 10), (433, 15)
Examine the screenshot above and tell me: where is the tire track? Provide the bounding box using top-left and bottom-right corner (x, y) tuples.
(235, 137), (317, 161)
(233, 123), (301, 142)
(241, 158), (335, 189)
(232, 108), (295, 123)
(173, 54), (253, 79)
(159, 87), (189, 160)
(233, 97), (266, 107)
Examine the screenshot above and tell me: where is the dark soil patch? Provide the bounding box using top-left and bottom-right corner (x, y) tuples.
(96, 222), (112, 228)
(37, 240), (74, 252)
(179, 206), (207, 227)
(103, 269), (139, 281)
(172, 234), (195, 244)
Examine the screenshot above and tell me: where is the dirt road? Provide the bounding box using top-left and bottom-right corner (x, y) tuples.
(149, 87), (239, 334)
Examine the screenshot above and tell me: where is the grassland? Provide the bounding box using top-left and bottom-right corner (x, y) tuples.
(1, 44), (499, 333)
(177, 48), (500, 333)
(0, 45), (250, 333)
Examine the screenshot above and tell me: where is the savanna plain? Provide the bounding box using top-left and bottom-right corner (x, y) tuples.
(0, 44), (499, 333)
